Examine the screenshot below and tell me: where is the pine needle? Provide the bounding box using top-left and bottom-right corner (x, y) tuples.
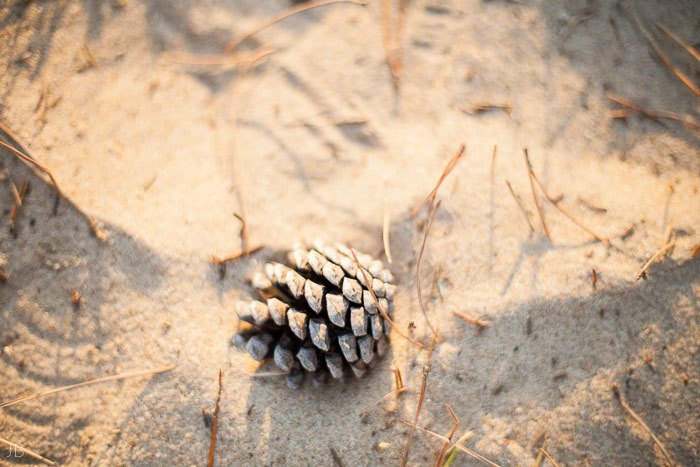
(226, 0), (367, 52)
(0, 437), (55, 465)
(412, 144), (466, 216)
(400, 365), (429, 467)
(397, 419), (502, 467)
(417, 200), (441, 337)
(0, 365), (174, 409)
(207, 369), (223, 467)
(612, 383), (675, 466)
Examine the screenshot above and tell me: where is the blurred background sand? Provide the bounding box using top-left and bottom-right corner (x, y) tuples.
(1, 0), (699, 465)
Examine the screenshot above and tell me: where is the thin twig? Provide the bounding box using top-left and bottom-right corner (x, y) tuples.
(412, 144), (465, 216)
(434, 403), (459, 467)
(391, 364), (404, 389)
(656, 22), (700, 64)
(0, 365), (174, 408)
(505, 180), (534, 233)
(330, 446), (347, 467)
(397, 419), (502, 467)
(636, 238), (676, 280)
(9, 177), (28, 233)
(691, 243), (700, 259)
(208, 369), (223, 467)
(210, 245), (264, 265)
(162, 48), (275, 68)
(523, 149), (551, 242)
(0, 125), (105, 240)
(360, 387), (410, 419)
(452, 310), (490, 328)
(417, 200), (441, 337)
(539, 448), (561, 467)
(349, 246), (424, 348)
(612, 383), (675, 466)
(606, 93), (700, 131)
(400, 365), (428, 467)
(383, 209), (393, 263)
(629, 6), (700, 100)
(534, 435), (546, 467)
(381, 0), (408, 89)
(226, 0), (367, 52)
(0, 437), (55, 465)
(525, 150), (609, 244)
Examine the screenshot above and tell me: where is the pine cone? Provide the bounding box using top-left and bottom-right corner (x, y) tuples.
(234, 241), (396, 389)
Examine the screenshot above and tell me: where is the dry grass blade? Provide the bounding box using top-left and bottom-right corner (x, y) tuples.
(417, 200), (441, 337)
(523, 149), (551, 242)
(397, 419), (502, 467)
(412, 144), (465, 216)
(539, 448), (561, 467)
(226, 0), (367, 52)
(452, 310), (490, 328)
(208, 369), (223, 467)
(383, 209), (393, 263)
(629, 6), (700, 100)
(400, 365), (428, 467)
(525, 149), (609, 244)
(505, 180), (535, 233)
(656, 22), (700, 65)
(434, 403), (459, 467)
(0, 365), (174, 409)
(612, 383), (675, 466)
(0, 437), (55, 465)
(348, 246), (424, 348)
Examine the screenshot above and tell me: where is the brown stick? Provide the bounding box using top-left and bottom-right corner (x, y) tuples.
(523, 149), (552, 242)
(226, 0), (367, 52)
(417, 200), (440, 337)
(452, 310), (490, 328)
(208, 369), (223, 467)
(434, 403), (459, 467)
(612, 383), (675, 466)
(1, 366), (174, 409)
(525, 150), (610, 244)
(629, 7), (700, 100)
(400, 365), (428, 467)
(412, 144), (466, 216)
(655, 22), (700, 65)
(505, 180), (535, 233)
(397, 419), (502, 467)
(0, 437), (55, 465)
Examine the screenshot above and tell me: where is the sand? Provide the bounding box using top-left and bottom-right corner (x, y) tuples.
(1, 0), (699, 465)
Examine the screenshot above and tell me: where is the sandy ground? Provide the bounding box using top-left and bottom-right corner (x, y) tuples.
(1, 0), (699, 465)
